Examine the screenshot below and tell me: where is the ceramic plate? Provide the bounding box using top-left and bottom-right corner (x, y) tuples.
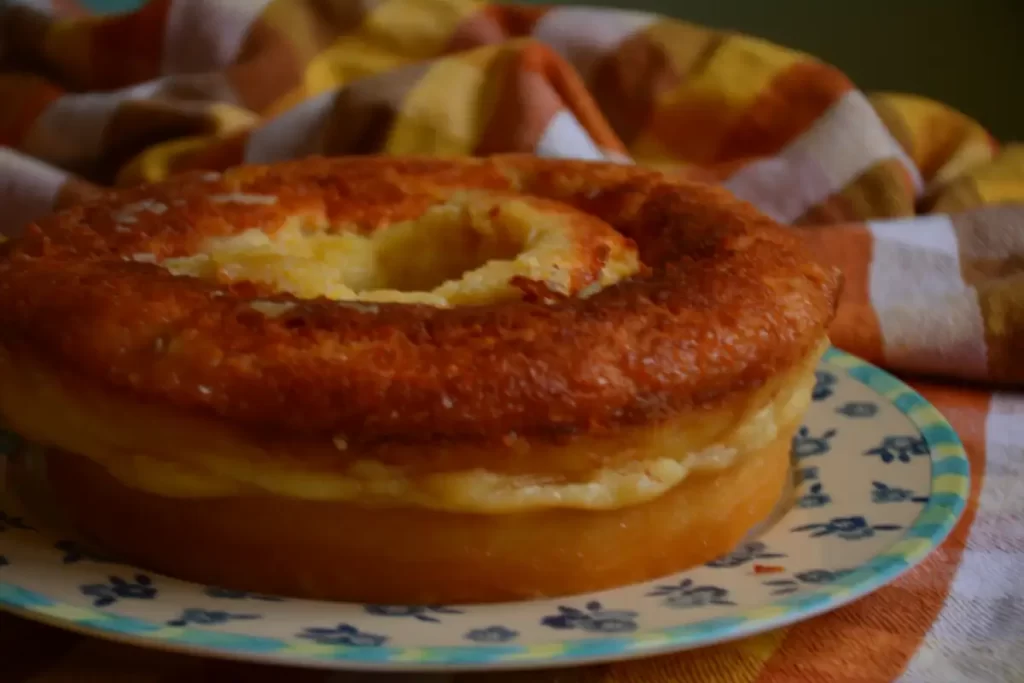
(0, 348), (969, 672)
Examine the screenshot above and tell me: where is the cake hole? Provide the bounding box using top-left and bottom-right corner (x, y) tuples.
(360, 202), (525, 293)
(160, 193), (639, 308)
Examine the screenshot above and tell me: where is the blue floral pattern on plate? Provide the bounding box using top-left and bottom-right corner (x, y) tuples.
(871, 481), (929, 504)
(811, 370), (837, 401)
(80, 574), (158, 607)
(364, 604), (463, 623)
(865, 435), (929, 463)
(705, 541), (786, 568)
(465, 626), (519, 643)
(835, 401), (878, 418)
(792, 516), (902, 540)
(0, 348), (971, 671)
(298, 624), (388, 647)
(541, 601), (639, 634)
(167, 608), (260, 627)
(763, 568), (855, 596)
(646, 579), (735, 608)
(797, 482), (832, 509)
(791, 426), (838, 459)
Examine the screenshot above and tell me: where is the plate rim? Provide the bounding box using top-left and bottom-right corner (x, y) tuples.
(0, 347), (971, 671)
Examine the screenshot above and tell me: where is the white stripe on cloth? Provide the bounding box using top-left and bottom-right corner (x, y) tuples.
(532, 7), (657, 82)
(867, 214), (989, 379)
(534, 109), (607, 161)
(900, 393), (1024, 683)
(244, 89), (336, 163)
(724, 90), (923, 224)
(20, 93), (125, 174)
(18, 80), (164, 174)
(162, 0), (273, 75)
(0, 148), (68, 237)
(19, 77), (245, 174)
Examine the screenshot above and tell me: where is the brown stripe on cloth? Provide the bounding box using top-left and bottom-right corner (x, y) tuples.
(226, 0), (377, 115)
(474, 40), (579, 155)
(717, 60), (852, 162)
(795, 158), (918, 225)
(444, 4), (551, 52)
(587, 21), (717, 149)
(752, 385), (990, 683)
(931, 145), (1024, 215)
(929, 178), (985, 215)
(85, 0), (173, 90)
(800, 223), (885, 367)
(951, 205), (1024, 384)
(320, 60), (433, 156)
(99, 98), (258, 183)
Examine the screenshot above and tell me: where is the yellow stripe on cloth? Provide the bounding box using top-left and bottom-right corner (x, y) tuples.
(870, 93), (997, 190)
(631, 34), (802, 165)
(277, 0), (481, 116)
(930, 145), (1024, 214)
(116, 103), (260, 185)
(386, 44), (512, 155)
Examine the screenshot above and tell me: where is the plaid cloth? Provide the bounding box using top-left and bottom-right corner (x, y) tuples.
(1, 0), (1023, 681)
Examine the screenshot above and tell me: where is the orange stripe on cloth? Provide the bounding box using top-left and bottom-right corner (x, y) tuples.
(475, 39), (624, 156)
(717, 60), (852, 162)
(0, 75), (63, 149)
(751, 385), (990, 683)
(799, 223), (885, 366)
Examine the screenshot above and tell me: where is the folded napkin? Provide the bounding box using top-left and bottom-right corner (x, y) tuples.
(0, 1), (1022, 681)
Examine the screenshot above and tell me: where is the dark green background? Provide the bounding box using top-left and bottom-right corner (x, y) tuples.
(86, 0), (1023, 139)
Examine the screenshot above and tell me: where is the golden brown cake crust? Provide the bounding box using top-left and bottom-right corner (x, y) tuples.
(0, 155), (840, 441)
